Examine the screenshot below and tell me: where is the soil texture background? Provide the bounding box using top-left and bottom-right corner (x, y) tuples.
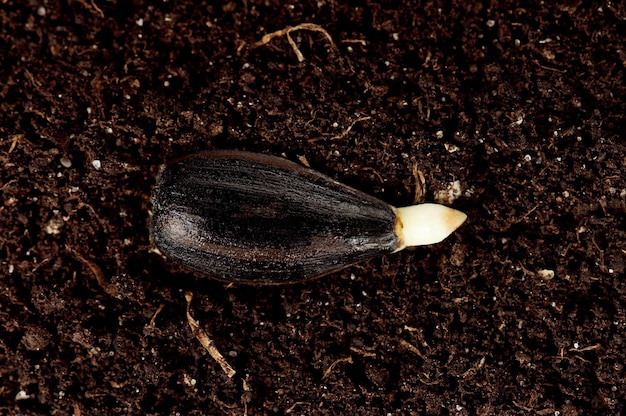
(1, 1), (625, 415)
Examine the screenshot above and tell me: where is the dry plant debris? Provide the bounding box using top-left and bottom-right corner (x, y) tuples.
(185, 291), (236, 378)
(252, 23), (337, 62)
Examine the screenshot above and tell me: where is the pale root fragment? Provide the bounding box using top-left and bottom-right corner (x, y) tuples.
(393, 203), (467, 250)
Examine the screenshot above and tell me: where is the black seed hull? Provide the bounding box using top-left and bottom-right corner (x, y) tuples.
(150, 150), (399, 283)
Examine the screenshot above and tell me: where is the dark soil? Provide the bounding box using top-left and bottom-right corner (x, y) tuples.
(1, 1), (625, 415)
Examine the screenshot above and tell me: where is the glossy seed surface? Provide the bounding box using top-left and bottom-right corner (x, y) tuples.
(150, 150), (400, 283)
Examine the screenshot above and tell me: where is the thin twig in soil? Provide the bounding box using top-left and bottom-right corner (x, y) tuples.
(68, 247), (118, 297)
(185, 291), (236, 378)
(252, 23), (337, 62)
(322, 356), (353, 380)
(331, 116), (371, 140)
